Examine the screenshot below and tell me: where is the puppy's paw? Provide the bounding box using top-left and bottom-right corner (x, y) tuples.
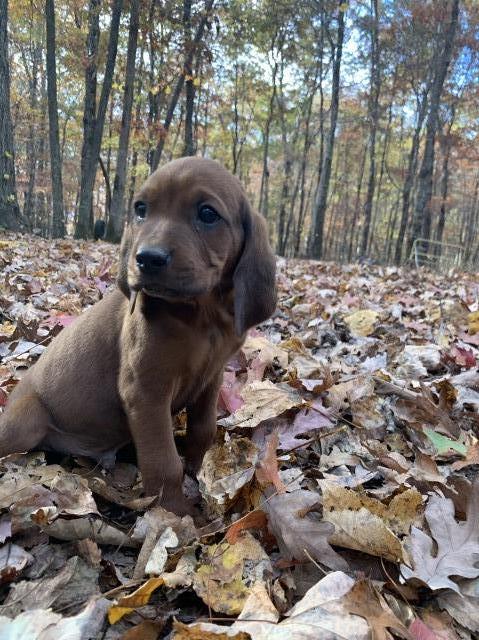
(161, 493), (202, 519)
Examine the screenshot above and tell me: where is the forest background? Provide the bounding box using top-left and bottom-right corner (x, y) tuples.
(0, 0), (478, 266)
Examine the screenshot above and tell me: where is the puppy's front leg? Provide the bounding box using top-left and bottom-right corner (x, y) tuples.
(121, 388), (194, 515)
(184, 373), (221, 476)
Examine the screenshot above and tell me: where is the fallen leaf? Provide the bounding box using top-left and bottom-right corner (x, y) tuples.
(225, 510), (268, 544)
(321, 482), (421, 563)
(2, 556), (100, 617)
(144, 526), (178, 576)
(108, 577), (164, 624)
(263, 489), (348, 570)
(255, 432), (286, 493)
(0, 543), (33, 583)
(401, 484), (479, 592)
(193, 532), (272, 615)
(0, 597), (109, 640)
(177, 572), (370, 639)
(344, 309), (379, 336)
(198, 437), (258, 508)
(437, 577), (479, 633)
(218, 381), (304, 430)
(343, 578), (412, 639)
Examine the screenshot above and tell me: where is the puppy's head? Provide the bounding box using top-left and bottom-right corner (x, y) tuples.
(118, 157), (276, 335)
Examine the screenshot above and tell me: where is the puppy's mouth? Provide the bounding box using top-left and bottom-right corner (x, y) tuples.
(129, 280), (207, 301)
(142, 285), (206, 299)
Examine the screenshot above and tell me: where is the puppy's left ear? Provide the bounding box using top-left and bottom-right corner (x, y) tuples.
(233, 197), (277, 335)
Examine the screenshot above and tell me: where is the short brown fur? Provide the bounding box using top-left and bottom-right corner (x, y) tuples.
(0, 158), (276, 515)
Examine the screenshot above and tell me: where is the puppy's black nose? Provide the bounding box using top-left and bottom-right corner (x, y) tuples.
(136, 247), (171, 273)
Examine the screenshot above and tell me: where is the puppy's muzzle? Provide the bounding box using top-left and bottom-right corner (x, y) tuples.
(136, 247), (172, 274)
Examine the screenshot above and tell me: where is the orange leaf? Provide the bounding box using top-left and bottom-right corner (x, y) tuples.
(255, 432), (286, 493)
(225, 510), (268, 544)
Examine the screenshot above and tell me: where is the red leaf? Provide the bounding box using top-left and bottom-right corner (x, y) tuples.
(409, 618), (441, 640)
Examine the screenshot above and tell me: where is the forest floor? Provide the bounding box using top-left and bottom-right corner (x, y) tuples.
(1, 232), (479, 639)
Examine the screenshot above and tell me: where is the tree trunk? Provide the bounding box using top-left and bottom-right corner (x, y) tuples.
(183, 0), (196, 156)
(258, 46), (278, 217)
(394, 88), (429, 264)
(409, 0), (460, 260)
(307, 0), (345, 259)
(45, 0), (65, 238)
(347, 143), (367, 261)
(75, 0), (123, 239)
(106, 0), (139, 242)
(465, 174), (479, 265)
(368, 90), (394, 256)
(360, 0), (380, 257)
(0, 0), (21, 230)
(276, 60), (295, 255)
(23, 42), (41, 226)
(151, 0), (214, 171)
(434, 108), (455, 254)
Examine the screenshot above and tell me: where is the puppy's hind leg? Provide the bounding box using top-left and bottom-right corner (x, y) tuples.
(0, 387), (50, 457)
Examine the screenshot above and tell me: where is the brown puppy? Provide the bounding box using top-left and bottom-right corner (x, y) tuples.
(0, 157), (276, 515)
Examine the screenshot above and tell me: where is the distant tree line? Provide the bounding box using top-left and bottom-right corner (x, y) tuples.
(0, 0), (478, 267)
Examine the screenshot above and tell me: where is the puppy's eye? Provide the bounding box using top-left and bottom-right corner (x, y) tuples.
(198, 204), (220, 225)
(134, 201), (147, 219)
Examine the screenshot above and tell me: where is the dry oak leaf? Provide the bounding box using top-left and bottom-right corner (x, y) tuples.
(0, 597), (109, 640)
(262, 489), (348, 570)
(243, 333), (288, 369)
(344, 309), (380, 336)
(121, 620), (166, 640)
(392, 384), (459, 438)
(108, 576), (164, 624)
(255, 432), (286, 493)
(467, 310), (479, 334)
(438, 577), (479, 633)
(401, 485), (479, 592)
(173, 621), (250, 639)
(325, 374), (375, 414)
(0, 543), (33, 583)
(226, 510), (269, 545)
(218, 380), (304, 430)
(343, 578), (412, 640)
(193, 531), (272, 615)
(321, 482), (421, 563)
(451, 442), (479, 471)
(2, 556), (100, 618)
(176, 572), (370, 640)
(198, 437), (259, 508)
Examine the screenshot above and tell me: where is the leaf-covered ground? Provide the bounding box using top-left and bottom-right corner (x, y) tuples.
(1, 232), (479, 639)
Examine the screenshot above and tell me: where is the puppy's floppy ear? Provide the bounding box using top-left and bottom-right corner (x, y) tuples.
(233, 197), (277, 335)
(117, 223), (133, 298)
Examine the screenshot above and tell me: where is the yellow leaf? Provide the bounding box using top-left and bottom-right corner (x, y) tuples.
(165, 86), (172, 95)
(0, 322), (15, 337)
(344, 309), (379, 336)
(193, 77), (201, 87)
(468, 310), (479, 334)
(193, 533), (271, 615)
(339, 2), (348, 11)
(108, 577), (164, 624)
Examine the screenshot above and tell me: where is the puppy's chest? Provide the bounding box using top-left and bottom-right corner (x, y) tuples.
(172, 328), (240, 408)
